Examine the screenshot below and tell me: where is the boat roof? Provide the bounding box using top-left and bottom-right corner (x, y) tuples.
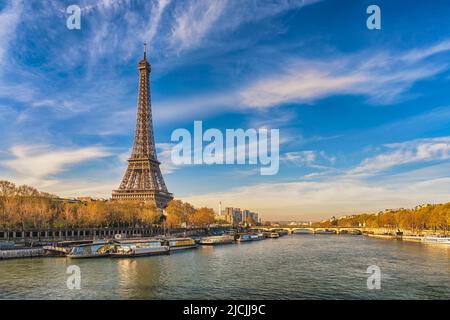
(113, 238), (162, 244)
(57, 240), (94, 246)
(204, 235), (233, 238)
(73, 241), (109, 247)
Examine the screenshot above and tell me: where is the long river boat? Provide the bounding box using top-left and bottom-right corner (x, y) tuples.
(422, 236), (450, 245)
(110, 238), (169, 258)
(236, 234), (264, 242)
(199, 235), (235, 245)
(165, 237), (198, 251)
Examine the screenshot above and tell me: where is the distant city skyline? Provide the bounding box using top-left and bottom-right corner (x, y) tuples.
(0, 0), (450, 220)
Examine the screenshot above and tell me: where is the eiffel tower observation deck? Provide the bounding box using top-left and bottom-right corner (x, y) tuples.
(112, 44), (173, 209)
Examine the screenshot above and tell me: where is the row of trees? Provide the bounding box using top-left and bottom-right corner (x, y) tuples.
(313, 203), (450, 233)
(165, 200), (215, 228)
(0, 180), (215, 231)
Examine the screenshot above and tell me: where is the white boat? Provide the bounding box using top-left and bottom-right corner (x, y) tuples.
(250, 234), (263, 241)
(422, 236), (450, 245)
(199, 235), (235, 245)
(272, 229), (288, 236)
(110, 238), (169, 257)
(166, 237), (197, 251)
(0, 247), (44, 259)
(236, 234), (252, 242)
(401, 235), (424, 242)
(367, 233), (400, 240)
(268, 232), (279, 239)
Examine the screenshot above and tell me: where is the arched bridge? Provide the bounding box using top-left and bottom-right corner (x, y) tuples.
(257, 227), (364, 235)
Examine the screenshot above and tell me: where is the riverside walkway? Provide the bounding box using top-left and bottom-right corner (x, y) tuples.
(0, 227), (205, 244)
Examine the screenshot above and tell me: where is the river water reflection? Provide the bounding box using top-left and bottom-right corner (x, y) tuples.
(0, 235), (449, 299)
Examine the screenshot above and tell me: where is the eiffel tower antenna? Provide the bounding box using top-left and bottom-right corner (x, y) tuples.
(143, 42), (147, 60)
(112, 48), (173, 209)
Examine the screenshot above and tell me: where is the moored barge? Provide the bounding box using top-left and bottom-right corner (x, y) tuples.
(110, 238), (169, 257)
(166, 237), (197, 251)
(199, 235), (235, 245)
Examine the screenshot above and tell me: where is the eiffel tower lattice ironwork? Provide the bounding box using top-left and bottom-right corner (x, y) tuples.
(112, 45), (173, 209)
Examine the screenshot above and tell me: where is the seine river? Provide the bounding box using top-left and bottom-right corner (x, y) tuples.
(0, 235), (449, 299)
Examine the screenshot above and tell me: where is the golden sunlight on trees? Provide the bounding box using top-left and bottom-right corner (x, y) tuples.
(165, 201), (214, 228)
(313, 203), (450, 233)
(0, 181), (162, 230)
(0, 180), (219, 231)
(166, 200), (195, 228)
(190, 207), (215, 227)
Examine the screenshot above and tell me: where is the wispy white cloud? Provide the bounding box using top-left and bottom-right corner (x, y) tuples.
(142, 0), (172, 44)
(248, 110), (297, 130)
(141, 41), (450, 123)
(239, 41), (450, 108)
(170, 0), (226, 52)
(0, 145), (111, 185)
(284, 150), (317, 164)
(349, 137), (450, 175)
(401, 40), (450, 62)
(155, 92), (238, 122)
(223, 0), (322, 27)
(81, 0), (134, 14)
(0, 0), (22, 68)
(282, 150), (336, 169)
(168, 0), (321, 53)
(43, 179), (119, 198)
(241, 67), (365, 108)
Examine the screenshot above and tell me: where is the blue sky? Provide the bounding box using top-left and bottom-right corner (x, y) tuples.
(0, 0), (450, 220)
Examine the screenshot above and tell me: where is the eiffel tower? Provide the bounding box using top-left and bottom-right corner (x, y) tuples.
(112, 44), (173, 209)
